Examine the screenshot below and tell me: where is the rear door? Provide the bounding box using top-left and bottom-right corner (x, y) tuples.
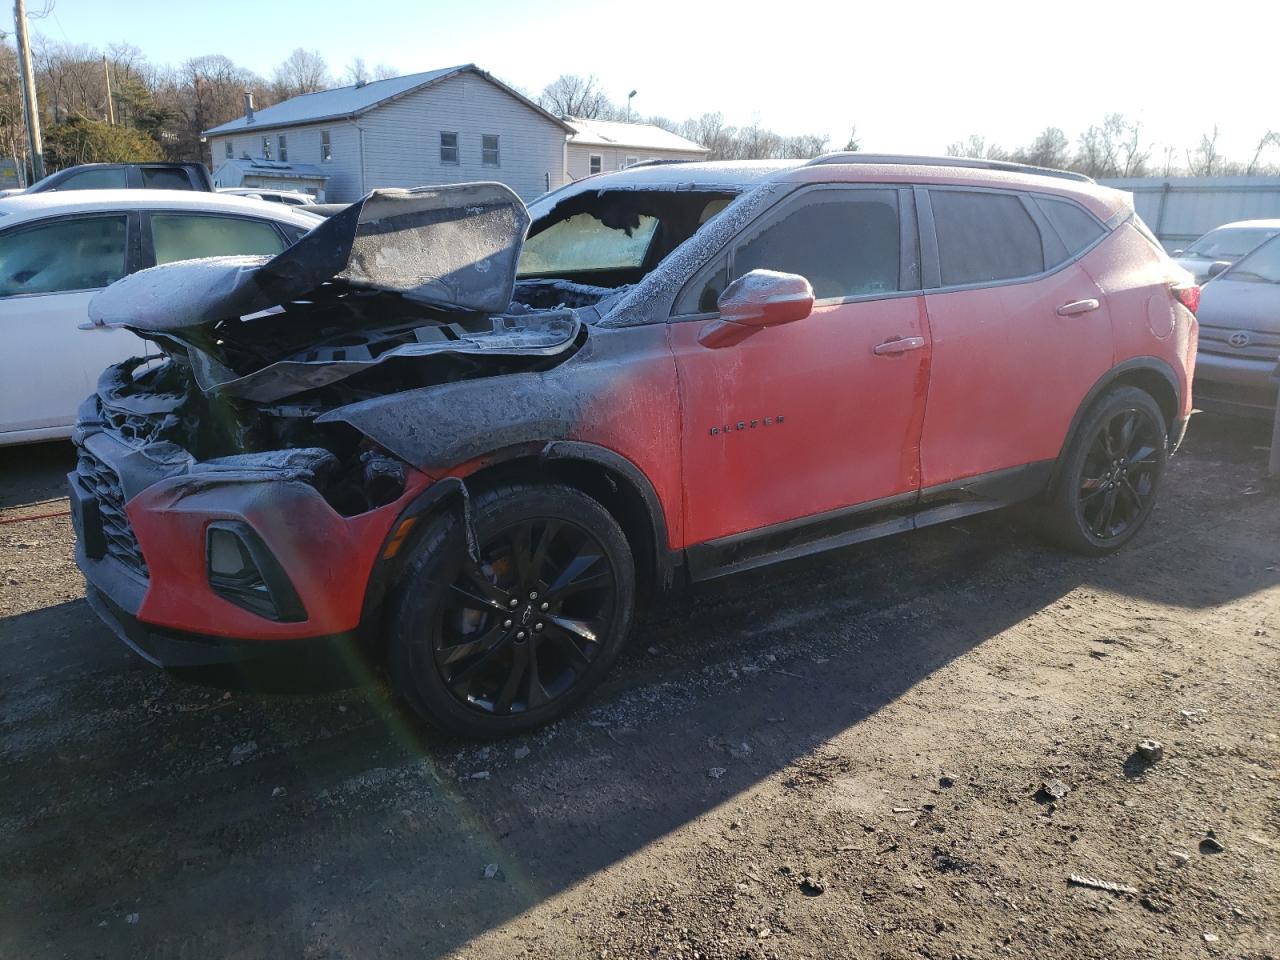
(0, 212), (144, 437)
(916, 187), (1113, 489)
(669, 184), (931, 555)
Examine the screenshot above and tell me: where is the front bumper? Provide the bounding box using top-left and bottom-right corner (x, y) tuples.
(72, 427), (431, 666)
(1194, 350), (1278, 420)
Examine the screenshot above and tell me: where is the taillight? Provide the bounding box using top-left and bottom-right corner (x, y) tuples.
(1171, 283), (1200, 314)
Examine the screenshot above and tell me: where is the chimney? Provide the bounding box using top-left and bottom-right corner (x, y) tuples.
(243, 92), (255, 124)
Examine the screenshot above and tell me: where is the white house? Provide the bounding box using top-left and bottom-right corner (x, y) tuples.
(203, 64), (575, 203)
(564, 117), (709, 181)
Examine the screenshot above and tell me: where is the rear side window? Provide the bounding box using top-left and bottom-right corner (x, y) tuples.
(931, 190), (1043, 285)
(150, 214), (285, 265)
(1036, 196), (1105, 255)
(0, 215), (128, 296)
(55, 167), (127, 190)
(141, 168), (195, 190)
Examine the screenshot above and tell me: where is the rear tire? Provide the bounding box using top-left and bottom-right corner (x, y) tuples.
(1042, 386), (1168, 555)
(387, 482), (635, 738)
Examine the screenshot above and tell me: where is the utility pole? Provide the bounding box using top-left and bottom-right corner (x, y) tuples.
(102, 55), (115, 125)
(13, 0), (43, 181)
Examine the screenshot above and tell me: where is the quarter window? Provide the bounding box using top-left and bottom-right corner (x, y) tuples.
(0, 216), (128, 297)
(931, 190), (1044, 285)
(589, 154), (602, 175)
(277, 135), (288, 162)
(440, 131), (459, 164)
(262, 136), (272, 160)
(1035, 196), (1105, 255)
(140, 167), (193, 190)
(482, 134), (500, 167)
(149, 214), (286, 266)
(321, 130), (332, 161)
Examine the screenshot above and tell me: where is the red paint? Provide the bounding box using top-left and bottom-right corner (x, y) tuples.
(129, 470), (430, 639)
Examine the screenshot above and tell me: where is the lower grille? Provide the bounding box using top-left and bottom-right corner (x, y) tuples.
(74, 442), (149, 578)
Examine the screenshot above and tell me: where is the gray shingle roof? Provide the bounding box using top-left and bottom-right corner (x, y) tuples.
(203, 64), (573, 136)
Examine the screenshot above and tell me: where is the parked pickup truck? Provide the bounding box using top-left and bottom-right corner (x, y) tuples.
(1, 162), (213, 196)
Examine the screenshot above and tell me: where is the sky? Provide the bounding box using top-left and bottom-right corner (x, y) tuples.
(24, 0), (1280, 165)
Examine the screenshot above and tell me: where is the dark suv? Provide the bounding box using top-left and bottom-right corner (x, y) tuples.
(17, 162), (213, 194)
(71, 157), (1199, 737)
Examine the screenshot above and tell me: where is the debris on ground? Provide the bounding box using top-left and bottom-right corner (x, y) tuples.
(482, 863), (502, 880)
(228, 741), (257, 766)
(1067, 874), (1139, 895)
(798, 875), (825, 896)
(1200, 832), (1226, 854)
(707, 767), (726, 780)
(1035, 778), (1069, 802)
(126, 913), (139, 925)
(513, 746), (531, 760)
(1136, 739), (1164, 763)
(271, 786), (286, 798)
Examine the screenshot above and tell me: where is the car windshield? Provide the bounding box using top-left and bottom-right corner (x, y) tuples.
(1183, 226), (1279, 259)
(517, 190), (736, 285)
(1224, 234), (1280, 284)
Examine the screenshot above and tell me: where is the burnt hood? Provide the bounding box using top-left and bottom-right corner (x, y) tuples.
(89, 182), (532, 331)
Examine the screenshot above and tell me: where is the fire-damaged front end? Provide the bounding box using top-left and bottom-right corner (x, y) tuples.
(71, 183), (605, 666)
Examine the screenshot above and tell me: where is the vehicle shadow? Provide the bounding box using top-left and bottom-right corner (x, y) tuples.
(0, 440), (76, 510)
(0, 418), (1276, 959)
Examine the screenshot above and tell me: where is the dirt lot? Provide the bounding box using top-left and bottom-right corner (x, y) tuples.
(1, 416), (1277, 960)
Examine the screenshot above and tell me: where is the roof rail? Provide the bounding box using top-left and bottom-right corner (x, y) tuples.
(622, 158), (696, 169)
(805, 153), (1093, 184)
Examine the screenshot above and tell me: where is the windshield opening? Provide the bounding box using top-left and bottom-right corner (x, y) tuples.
(1223, 233), (1280, 284)
(518, 189), (737, 288)
(1184, 226), (1280, 259)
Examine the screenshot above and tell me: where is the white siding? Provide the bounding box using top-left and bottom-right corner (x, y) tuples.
(209, 122), (361, 201)
(565, 143), (706, 181)
(358, 72), (567, 200)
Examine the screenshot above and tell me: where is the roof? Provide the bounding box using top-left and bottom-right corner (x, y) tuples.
(0, 189), (323, 228)
(203, 65), (575, 136)
(529, 159), (798, 215)
(565, 117), (707, 154)
(214, 158), (329, 180)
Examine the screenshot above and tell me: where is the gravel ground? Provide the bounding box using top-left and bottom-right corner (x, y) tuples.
(1, 415), (1277, 960)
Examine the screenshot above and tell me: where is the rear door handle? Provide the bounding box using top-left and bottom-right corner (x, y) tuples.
(873, 336), (925, 356)
(1056, 298), (1100, 317)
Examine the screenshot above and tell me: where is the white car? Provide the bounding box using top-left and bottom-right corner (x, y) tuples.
(217, 188), (318, 206)
(0, 190), (321, 445)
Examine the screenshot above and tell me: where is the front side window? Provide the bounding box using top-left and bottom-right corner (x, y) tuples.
(278, 135), (288, 162)
(482, 134), (500, 167)
(224, 140), (234, 159)
(321, 130), (332, 161)
(262, 136), (272, 160)
(149, 214), (286, 266)
(1224, 234), (1280, 284)
(440, 131), (459, 164)
(0, 215), (128, 297)
(55, 167), (127, 190)
(518, 212), (658, 276)
(931, 190), (1044, 286)
(589, 154), (602, 175)
(140, 167), (194, 190)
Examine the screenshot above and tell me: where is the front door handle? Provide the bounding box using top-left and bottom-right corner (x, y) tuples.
(1056, 298), (1100, 317)
(873, 335), (925, 356)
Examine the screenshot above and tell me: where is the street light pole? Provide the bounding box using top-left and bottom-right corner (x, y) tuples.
(627, 90), (637, 121)
(13, 0), (44, 181)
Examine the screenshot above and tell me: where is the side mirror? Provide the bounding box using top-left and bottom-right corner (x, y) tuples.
(1171, 249), (1184, 256)
(698, 270), (815, 348)
(1206, 260), (1231, 279)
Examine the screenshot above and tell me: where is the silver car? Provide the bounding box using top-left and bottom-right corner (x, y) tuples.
(1193, 234), (1280, 418)
(1173, 219), (1280, 284)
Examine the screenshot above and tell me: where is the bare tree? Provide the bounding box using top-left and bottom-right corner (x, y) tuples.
(343, 57), (369, 87)
(271, 48), (330, 100)
(843, 126), (860, 152)
(372, 63), (399, 81)
(1012, 127), (1070, 169)
(945, 134), (1007, 160)
(537, 74), (613, 119)
(1186, 125), (1222, 176)
(1246, 129), (1280, 175)
(1118, 118), (1150, 177)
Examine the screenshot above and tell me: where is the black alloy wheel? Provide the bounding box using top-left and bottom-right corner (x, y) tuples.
(434, 518), (617, 716)
(388, 482), (635, 737)
(1076, 407), (1162, 541)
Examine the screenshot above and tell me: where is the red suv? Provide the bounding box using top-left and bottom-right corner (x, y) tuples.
(72, 159), (1199, 737)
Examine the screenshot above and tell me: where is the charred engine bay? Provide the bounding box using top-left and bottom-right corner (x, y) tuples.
(93, 282), (595, 517)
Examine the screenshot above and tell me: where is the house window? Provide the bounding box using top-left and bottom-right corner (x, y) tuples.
(278, 135), (287, 162)
(625, 156), (638, 168)
(440, 131), (458, 164)
(481, 134), (500, 167)
(321, 130), (332, 162)
(224, 140), (233, 159)
(262, 136), (272, 160)
(589, 154), (602, 175)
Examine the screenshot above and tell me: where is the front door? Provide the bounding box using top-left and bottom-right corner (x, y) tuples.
(669, 185), (931, 557)
(0, 213), (146, 438)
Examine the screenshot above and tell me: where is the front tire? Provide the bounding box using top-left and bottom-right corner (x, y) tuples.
(387, 482), (635, 738)
(1042, 386), (1168, 555)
